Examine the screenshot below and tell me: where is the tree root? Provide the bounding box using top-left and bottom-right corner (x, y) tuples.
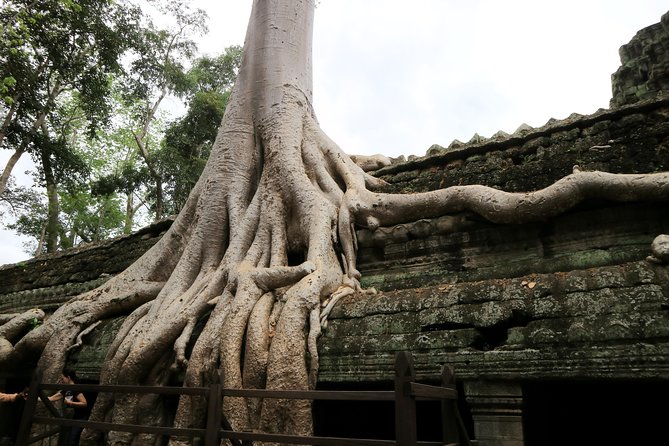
(2, 3), (668, 442)
(0, 308), (44, 361)
(338, 167), (669, 281)
(67, 320), (102, 352)
(647, 234), (669, 264)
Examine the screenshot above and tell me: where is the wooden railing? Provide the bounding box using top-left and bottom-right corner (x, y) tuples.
(16, 351), (472, 446)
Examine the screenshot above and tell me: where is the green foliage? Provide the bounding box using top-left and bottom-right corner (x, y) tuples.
(1, 75), (16, 104)
(160, 47), (242, 212)
(186, 46), (242, 95)
(0, 178), (43, 221)
(6, 184), (126, 254)
(103, 0), (211, 221)
(59, 186), (126, 247)
(30, 131), (90, 190)
(120, 0), (208, 109)
(6, 196), (47, 255)
(0, 0), (144, 143)
(30, 316), (42, 329)
(0, 0), (148, 252)
(2, 88), (137, 254)
(0, 0), (242, 254)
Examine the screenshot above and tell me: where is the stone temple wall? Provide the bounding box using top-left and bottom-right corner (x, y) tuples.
(611, 10), (669, 107)
(0, 220), (170, 315)
(318, 95), (669, 383)
(1, 10), (669, 446)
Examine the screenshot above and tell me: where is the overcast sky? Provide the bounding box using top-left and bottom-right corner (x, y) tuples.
(1, 0), (667, 265)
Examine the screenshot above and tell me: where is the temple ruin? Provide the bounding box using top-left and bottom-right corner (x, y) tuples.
(2, 10), (668, 446)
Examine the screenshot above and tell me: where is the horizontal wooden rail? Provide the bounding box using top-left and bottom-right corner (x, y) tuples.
(410, 382), (458, 400)
(219, 430), (446, 446)
(221, 430), (398, 445)
(39, 382), (209, 396)
(23, 427), (61, 444)
(221, 388), (396, 401)
(17, 351), (471, 446)
(39, 384), (415, 401)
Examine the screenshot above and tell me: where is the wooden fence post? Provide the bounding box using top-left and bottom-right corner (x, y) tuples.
(441, 365), (460, 445)
(15, 367), (42, 446)
(394, 351), (417, 446)
(442, 364), (473, 446)
(204, 370), (222, 446)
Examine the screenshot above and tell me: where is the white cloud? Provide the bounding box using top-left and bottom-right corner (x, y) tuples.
(0, 229), (32, 264)
(311, 0), (668, 157)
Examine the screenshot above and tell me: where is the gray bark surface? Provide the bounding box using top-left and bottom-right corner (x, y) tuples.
(1, 1), (668, 445)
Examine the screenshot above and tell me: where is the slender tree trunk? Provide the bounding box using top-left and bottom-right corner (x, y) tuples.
(0, 97), (19, 149)
(123, 193), (139, 234)
(154, 175), (163, 220)
(0, 79), (62, 197)
(34, 223), (46, 256)
(40, 149), (60, 253)
(0, 146), (25, 196)
(133, 89), (167, 222)
(94, 203), (105, 242)
(124, 193), (133, 234)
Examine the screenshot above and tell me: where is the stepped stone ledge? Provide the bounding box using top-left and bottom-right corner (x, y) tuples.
(2, 11), (669, 445)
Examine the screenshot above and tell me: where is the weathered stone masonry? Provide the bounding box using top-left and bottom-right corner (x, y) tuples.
(2, 10), (669, 446)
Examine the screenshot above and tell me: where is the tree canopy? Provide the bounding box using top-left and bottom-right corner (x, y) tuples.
(0, 0), (143, 253)
(0, 0), (241, 255)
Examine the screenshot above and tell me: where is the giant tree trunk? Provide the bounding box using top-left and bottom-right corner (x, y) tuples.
(2, 1), (669, 445)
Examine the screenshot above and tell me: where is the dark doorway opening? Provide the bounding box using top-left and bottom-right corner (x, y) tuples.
(523, 379), (669, 446)
(313, 380), (474, 442)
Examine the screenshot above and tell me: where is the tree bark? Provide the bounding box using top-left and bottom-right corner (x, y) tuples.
(0, 97), (18, 149)
(3, 2), (669, 445)
(0, 79), (62, 197)
(40, 144), (60, 253)
(0, 146), (25, 197)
